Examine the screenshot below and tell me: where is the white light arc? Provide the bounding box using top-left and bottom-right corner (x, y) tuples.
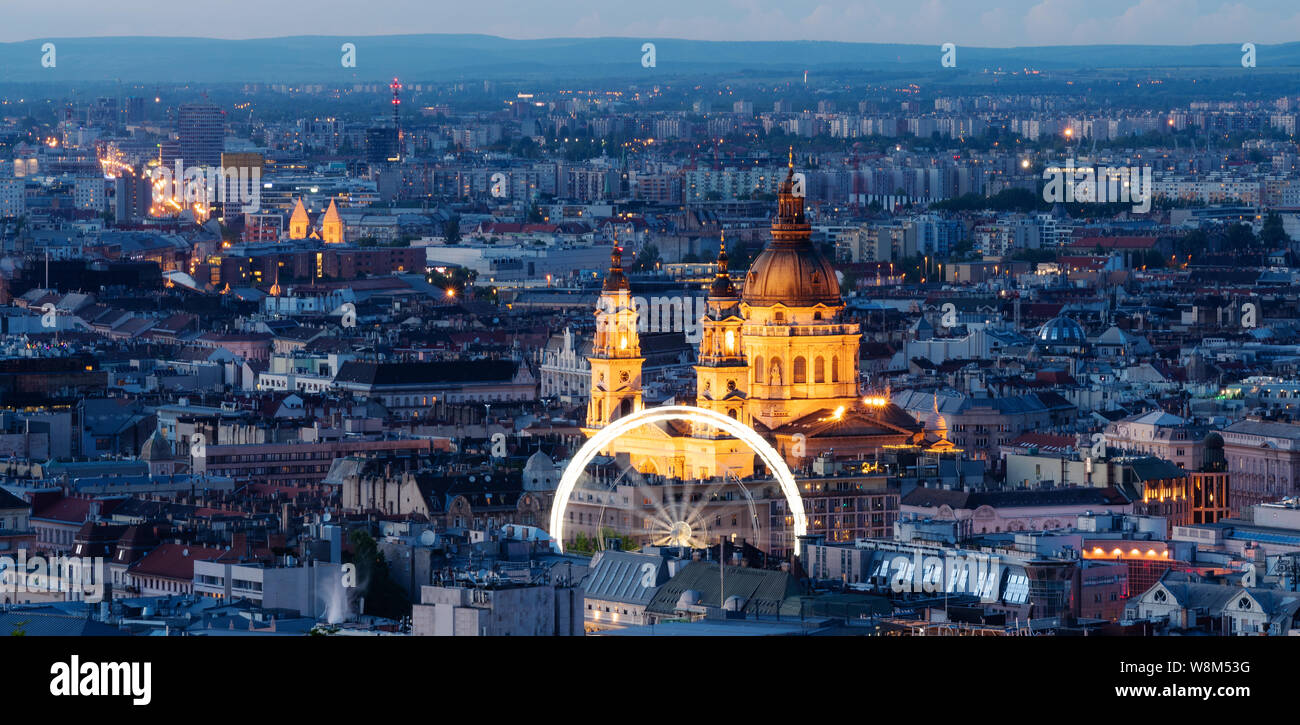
(549, 405), (809, 556)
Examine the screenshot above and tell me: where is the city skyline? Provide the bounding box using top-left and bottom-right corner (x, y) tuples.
(3, 2), (1300, 657)
(1, 0), (1299, 47)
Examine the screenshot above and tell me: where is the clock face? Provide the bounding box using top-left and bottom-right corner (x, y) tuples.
(619, 370), (630, 383)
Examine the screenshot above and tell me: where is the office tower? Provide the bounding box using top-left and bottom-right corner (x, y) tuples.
(125, 96), (146, 125)
(178, 103), (224, 168)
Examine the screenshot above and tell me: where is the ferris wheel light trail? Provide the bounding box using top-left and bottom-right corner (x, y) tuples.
(549, 405), (809, 556)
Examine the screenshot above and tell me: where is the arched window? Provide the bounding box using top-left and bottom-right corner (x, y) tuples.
(814, 356), (825, 383)
(754, 356), (765, 384)
(831, 355), (840, 383)
(793, 357), (806, 384)
(774, 311), (785, 323)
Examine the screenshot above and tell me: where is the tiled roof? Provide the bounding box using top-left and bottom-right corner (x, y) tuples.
(0, 611), (127, 636)
(585, 550), (669, 606)
(129, 542), (227, 581)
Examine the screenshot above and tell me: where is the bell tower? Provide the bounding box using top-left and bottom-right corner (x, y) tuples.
(586, 245), (644, 428)
(694, 237), (749, 432)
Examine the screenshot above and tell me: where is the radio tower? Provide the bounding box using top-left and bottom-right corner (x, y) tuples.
(390, 77), (403, 163)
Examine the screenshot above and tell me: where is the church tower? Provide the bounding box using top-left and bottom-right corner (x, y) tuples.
(321, 198), (344, 244)
(694, 236), (749, 433)
(741, 156), (862, 428)
(586, 245), (644, 428)
(289, 198), (309, 240)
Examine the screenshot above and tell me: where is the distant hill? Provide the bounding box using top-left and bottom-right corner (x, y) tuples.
(2, 35), (1299, 83)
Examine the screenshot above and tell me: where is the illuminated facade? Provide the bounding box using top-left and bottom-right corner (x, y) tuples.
(289, 198), (310, 240)
(286, 197), (346, 243)
(565, 166), (925, 555)
(581, 164), (923, 482)
(321, 199), (344, 244)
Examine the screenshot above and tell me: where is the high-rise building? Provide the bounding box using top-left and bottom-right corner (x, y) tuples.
(114, 167), (153, 223)
(0, 177), (25, 218)
(125, 96), (146, 125)
(366, 126), (399, 164)
(177, 103), (225, 168)
(74, 176), (107, 213)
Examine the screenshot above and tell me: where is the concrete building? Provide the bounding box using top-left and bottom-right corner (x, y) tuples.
(193, 559), (343, 617)
(411, 580), (583, 636)
(0, 178), (24, 218)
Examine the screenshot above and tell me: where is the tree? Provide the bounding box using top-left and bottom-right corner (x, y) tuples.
(727, 241), (755, 270)
(346, 529), (411, 621)
(1225, 223), (1257, 253)
(1175, 229), (1209, 258)
(633, 244), (661, 272)
(1260, 212), (1291, 248)
(568, 527), (639, 554)
(443, 215), (461, 244)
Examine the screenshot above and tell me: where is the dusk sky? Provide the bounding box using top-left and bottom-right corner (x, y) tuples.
(5, 0), (1300, 46)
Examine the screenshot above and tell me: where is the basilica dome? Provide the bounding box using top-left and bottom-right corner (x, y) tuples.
(743, 243), (841, 307)
(742, 165), (842, 307)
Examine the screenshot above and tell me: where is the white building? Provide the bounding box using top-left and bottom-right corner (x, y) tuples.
(0, 178), (25, 218)
(74, 176), (107, 213)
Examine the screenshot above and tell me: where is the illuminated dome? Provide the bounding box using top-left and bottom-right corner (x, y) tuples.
(743, 243), (841, 306)
(1036, 316), (1087, 348)
(742, 165), (841, 307)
